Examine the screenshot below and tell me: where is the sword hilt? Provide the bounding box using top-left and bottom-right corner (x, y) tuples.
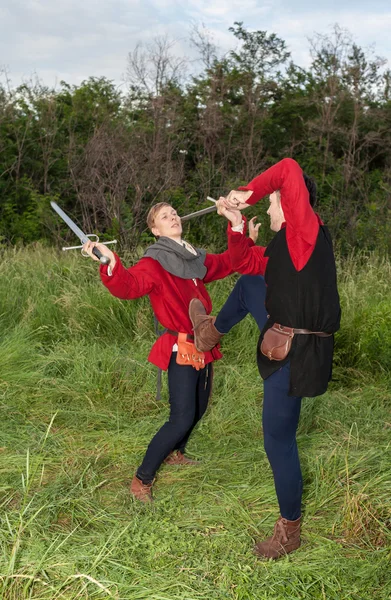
(80, 234), (113, 265)
(92, 246), (110, 265)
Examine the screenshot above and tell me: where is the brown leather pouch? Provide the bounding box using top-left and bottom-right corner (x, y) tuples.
(260, 324), (294, 361)
(176, 332), (206, 370)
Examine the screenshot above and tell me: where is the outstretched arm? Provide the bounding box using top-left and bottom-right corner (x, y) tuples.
(83, 240), (158, 299)
(215, 201), (268, 275)
(228, 222), (268, 276)
(203, 213), (259, 282)
(203, 249), (233, 284)
(202, 205), (245, 283)
(100, 255), (158, 299)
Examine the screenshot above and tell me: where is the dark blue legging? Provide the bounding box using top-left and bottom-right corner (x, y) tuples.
(263, 362), (302, 520)
(215, 275), (303, 520)
(215, 274), (268, 334)
(137, 355), (212, 484)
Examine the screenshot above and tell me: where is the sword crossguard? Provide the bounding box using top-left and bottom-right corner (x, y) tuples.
(62, 235), (118, 255)
(81, 234), (99, 257)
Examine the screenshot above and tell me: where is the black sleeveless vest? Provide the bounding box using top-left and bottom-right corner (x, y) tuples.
(257, 225), (341, 397)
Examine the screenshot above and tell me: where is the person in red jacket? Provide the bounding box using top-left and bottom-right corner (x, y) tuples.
(190, 158), (340, 559)
(83, 202), (258, 503)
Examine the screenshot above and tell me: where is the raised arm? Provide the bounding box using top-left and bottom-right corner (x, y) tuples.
(227, 221), (268, 276)
(238, 159), (317, 238)
(224, 158), (320, 271)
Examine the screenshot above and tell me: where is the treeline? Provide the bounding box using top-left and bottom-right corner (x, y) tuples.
(1, 23), (391, 253)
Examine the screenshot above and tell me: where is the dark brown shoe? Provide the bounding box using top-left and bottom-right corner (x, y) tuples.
(254, 516), (301, 559)
(189, 298), (223, 352)
(130, 475), (153, 503)
(164, 451), (200, 465)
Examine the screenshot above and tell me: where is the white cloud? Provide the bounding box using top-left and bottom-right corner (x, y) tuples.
(269, 10), (391, 69)
(186, 0), (272, 20)
(1, 0), (390, 88)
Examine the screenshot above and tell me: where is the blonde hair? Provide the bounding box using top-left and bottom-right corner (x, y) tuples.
(146, 202), (172, 230)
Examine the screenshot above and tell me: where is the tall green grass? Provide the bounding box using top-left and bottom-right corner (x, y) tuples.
(0, 245), (390, 599)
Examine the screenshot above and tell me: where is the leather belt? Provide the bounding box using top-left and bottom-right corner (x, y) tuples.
(167, 329), (195, 342)
(275, 324), (332, 338)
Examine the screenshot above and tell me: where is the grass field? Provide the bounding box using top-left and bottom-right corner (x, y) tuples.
(0, 246), (390, 599)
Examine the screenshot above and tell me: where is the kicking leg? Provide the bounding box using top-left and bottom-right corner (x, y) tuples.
(190, 275), (267, 352)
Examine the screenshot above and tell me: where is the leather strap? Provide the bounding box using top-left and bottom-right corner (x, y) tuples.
(294, 328), (332, 338)
(273, 324), (332, 338)
(167, 329), (195, 342)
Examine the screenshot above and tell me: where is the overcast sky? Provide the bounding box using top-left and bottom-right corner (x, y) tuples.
(1, 0), (391, 89)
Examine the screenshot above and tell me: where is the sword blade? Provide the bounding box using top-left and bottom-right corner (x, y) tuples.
(181, 205), (217, 222)
(50, 201), (89, 244)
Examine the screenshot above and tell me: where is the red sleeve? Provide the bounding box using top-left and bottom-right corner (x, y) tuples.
(203, 220), (254, 283)
(228, 221), (268, 276)
(100, 255), (159, 299)
(203, 249), (234, 284)
(239, 158), (320, 271)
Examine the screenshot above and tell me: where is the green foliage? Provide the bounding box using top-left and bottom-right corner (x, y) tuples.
(334, 252), (391, 375)
(0, 246), (390, 598)
(1, 24), (391, 253)
(229, 21), (290, 78)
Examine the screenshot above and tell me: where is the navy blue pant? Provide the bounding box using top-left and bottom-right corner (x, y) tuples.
(137, 354), (212, 484)
(216, 275), (303, 520)
(263, 363), (302, 520)
(215, 274), (268, 334)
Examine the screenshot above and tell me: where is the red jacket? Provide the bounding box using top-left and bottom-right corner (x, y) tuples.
(99, 245), (250, 370)
(238, 158), (322, 272)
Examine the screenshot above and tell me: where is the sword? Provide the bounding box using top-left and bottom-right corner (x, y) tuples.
(181, 196), (217, 222)
(51, 201), (112, 265)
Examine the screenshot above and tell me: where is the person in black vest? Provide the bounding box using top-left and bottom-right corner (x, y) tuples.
(189, 158), (341, 559)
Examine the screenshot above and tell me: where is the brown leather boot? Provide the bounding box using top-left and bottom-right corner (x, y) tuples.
(164, 451), (200, 465)
(130, 475), (153, 503)
(189, 298), (223, 352)
(254, 516), (301, 559)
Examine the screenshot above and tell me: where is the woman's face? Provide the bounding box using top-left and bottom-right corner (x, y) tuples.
(267, 191), (285, 232)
